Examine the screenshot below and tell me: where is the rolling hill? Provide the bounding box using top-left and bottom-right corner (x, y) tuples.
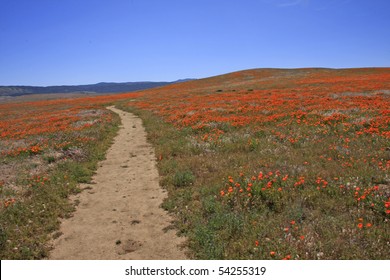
(0, 79), (194, 97)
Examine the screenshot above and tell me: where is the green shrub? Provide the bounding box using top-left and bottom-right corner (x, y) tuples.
(173, 170), (195, 187)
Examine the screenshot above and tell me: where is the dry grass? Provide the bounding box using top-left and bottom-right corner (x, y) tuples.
(0, 99), (120, 259)
(1, 68), (389, 259)
(118, 68), (390, 259)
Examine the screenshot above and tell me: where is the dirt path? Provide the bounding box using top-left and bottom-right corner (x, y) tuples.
(49, 106), (187, 260)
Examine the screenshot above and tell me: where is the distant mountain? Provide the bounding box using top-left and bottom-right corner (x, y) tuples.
(174, 79), (194, 83)
(0, 79), (195, 97)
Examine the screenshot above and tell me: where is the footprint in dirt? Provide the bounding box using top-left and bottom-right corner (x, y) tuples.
(131, 219), (141, 225)
(116, 239), (143, 255)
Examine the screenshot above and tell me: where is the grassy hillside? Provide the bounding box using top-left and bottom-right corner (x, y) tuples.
(1, 68), (389, 259)
(118, 68), (390, 259)
(0, 95), (136, 259)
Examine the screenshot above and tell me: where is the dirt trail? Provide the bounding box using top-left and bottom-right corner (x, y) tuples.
(49, 106), (187, 259)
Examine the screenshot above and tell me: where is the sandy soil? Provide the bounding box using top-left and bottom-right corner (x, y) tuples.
(49, 106), (187, 260)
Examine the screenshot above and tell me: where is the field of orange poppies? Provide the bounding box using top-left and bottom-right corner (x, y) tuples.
(0, 94), (139, 258)
(1, 68), (389, 259)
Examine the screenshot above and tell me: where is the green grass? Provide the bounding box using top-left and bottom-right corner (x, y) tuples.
(116, 102), (390, 260)
(0, 109), (120, 259)
(2, 68), (388, 260)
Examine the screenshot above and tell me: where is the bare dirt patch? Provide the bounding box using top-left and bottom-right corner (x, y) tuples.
(49, 106), (187, 259)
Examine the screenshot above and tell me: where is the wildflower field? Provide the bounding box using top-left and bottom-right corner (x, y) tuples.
(0, 94), (139, 259)
(1, 68), (389, 259)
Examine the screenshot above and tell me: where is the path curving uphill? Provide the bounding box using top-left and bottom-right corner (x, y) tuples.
(49, 106), (187, 259)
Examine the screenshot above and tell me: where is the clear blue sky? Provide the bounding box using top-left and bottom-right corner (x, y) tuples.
(0, 0), (389, 86)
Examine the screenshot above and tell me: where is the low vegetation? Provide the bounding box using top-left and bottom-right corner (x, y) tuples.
(118, 68), (390, 259)
(0, 98), (122, 259)
(1, 68), (389, 259)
